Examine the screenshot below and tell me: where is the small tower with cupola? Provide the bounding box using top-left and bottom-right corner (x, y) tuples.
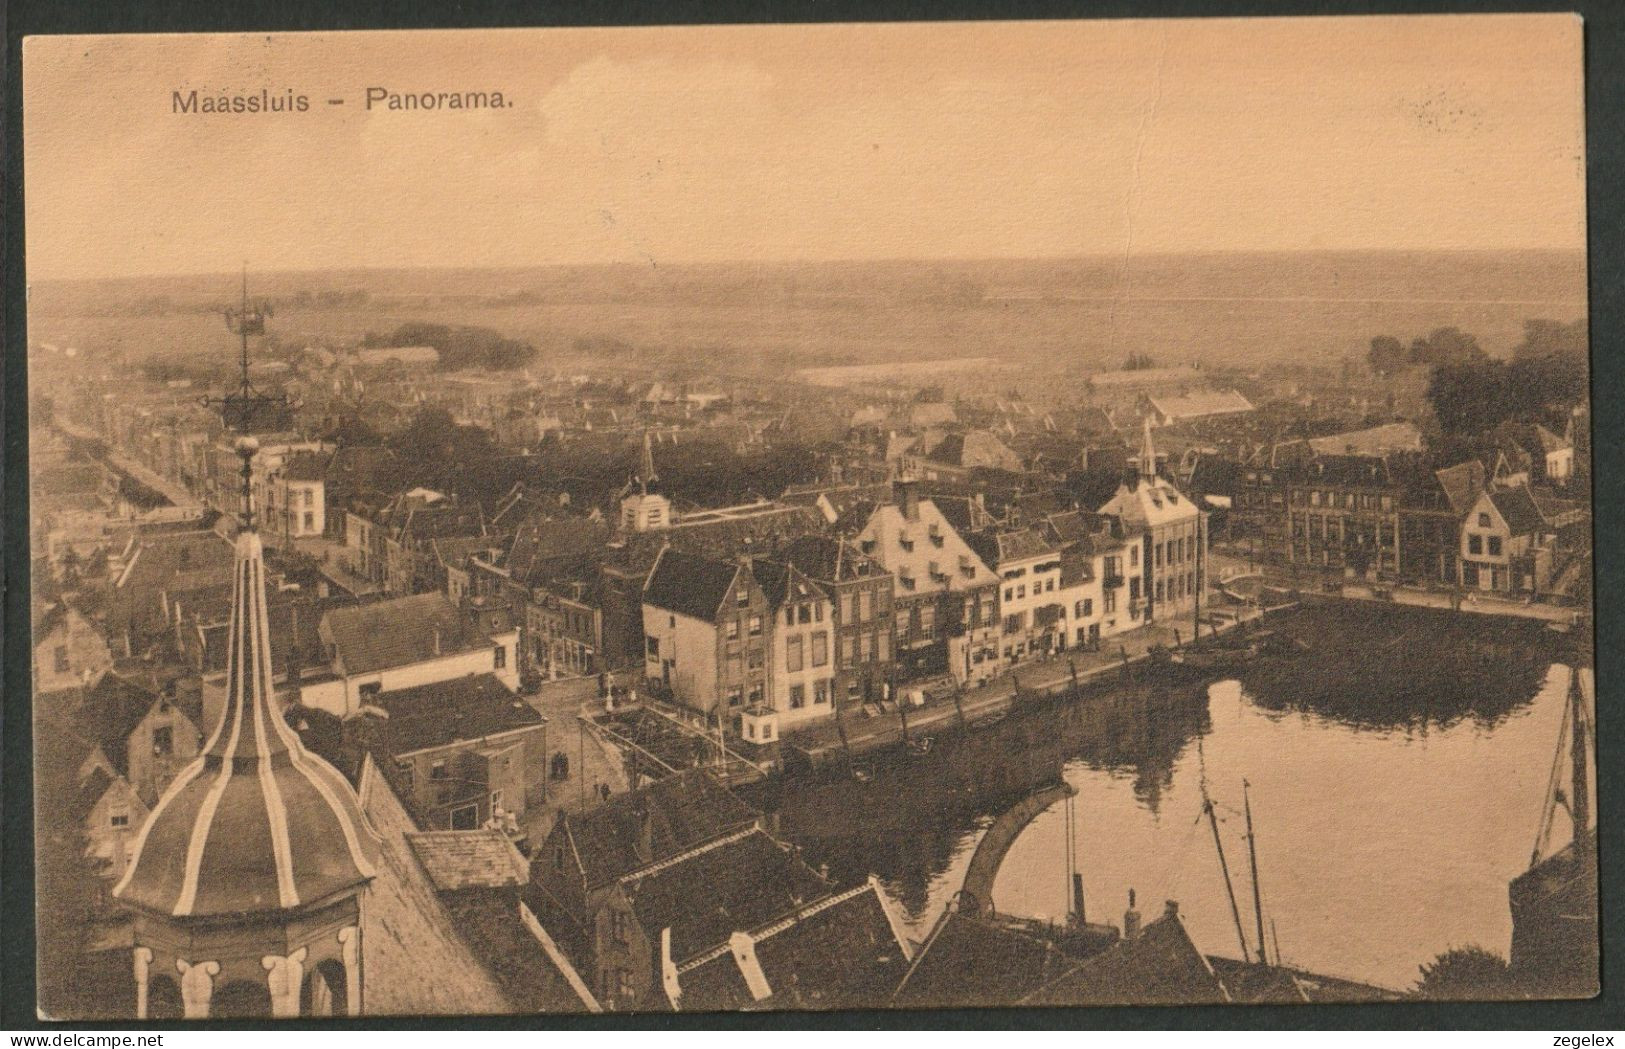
(111, 271), (378, 1018)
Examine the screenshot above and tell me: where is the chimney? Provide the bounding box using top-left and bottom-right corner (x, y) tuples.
(893, 478), (920, 521)
(1123, 888), (1142, 940)
(1163, 899), (1180, 920)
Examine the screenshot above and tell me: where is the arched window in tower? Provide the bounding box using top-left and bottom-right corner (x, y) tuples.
(146, 975), (183, 1020)
(212, 980), (272, 1019)
(302, 959), (348, 1017)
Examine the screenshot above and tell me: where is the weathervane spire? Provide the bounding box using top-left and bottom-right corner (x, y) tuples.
(201, 266), (286, 531)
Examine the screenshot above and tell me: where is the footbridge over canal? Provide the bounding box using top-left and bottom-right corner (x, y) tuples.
(958, 781), (1076, 918)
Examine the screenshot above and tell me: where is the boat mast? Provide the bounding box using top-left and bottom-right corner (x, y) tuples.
(1204, 790), (1251, 961)
(1243, 780), (1269, 965)
(1569, 667), (1590, 840)
(1194, 504), (1202, 643)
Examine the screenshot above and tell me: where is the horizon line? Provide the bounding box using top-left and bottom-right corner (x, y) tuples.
(27, 245), (1590, 286)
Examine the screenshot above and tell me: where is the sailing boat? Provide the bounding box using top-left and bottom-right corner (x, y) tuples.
(1507, 665), (1599, 997)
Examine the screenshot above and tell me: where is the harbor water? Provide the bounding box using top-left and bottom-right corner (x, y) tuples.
(890, 664), (1574, 992)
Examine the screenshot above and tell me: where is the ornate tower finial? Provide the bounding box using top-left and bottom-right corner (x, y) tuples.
(201, 268), (286, 531)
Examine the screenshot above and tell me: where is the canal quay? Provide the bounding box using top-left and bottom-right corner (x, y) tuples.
(741, 598), (1584, 993)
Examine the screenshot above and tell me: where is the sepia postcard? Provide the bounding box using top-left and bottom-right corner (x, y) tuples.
(21, 15), (1594, 1019)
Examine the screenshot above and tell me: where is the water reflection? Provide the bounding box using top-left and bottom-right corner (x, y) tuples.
(1237, 601), (1564, 731)
(995, 667), (1570, 991)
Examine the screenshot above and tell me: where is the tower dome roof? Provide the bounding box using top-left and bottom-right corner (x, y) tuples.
(113, 528), (376, 920)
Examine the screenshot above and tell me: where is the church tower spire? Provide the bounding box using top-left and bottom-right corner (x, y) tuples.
(638, 428), (658, 494)
(112, 271), (376, 1019)
(1139, 415), (1159, 483)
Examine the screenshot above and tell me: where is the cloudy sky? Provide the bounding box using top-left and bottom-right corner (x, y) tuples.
(24, 16), (1585, 280)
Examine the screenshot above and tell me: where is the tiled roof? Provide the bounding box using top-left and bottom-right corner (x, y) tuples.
(676, 881), (910, 1011)
(892, 911), (1070, 1009)
(1204, 955), (1401, 1003)
(748, 559), (826, 611)
(407, 829), (530, 891)
(642, 548), (740, 621)
(73, 766), (118, 824)
(114, 529), (233, 592)
(1097, 477), (1200, 529)
(506, 517), (611, 585)
(1435, 460), (1487, 515)
(1489, 485), (1546, 537)
(440, 892), (595, 1012)
(324, 592), (503, 675)
(1149, 389), (1255, 421)
(1299, 453), (1393, 488)
(1021, 908), (1230, 1006)
(1528, 485), (1584, 524)
(1530, 424), (1570, 454)
(565, 769), (760, 890)
(1187, 454), (1241, 495)
(79, 673), (164, 778)
(853, 498), (998, 594)
(1307, 421), (1422, 458)
(925, 430), (1024, 472)
(399, 503), (489, 545)
(776, 534), (888, 585)
(624, 829), (832, 963)
(432, 534), (505, 571)
(278, 451), (328, 482)
(990, 528), (1056, 565)
(369, 673), (542, 756)
(323, 445), (399, 493)
(1203, 956), (1310, 1003)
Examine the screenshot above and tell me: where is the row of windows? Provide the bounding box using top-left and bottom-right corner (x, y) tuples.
(1004, 577), (1058, 602)
(788, 681), (831, 709)
(725, 682), (766, 707)
(1153, 536), (1193, 569)
(1153, 573), (1196, 603)
(783, 602), (825, 627)
(783, 631), (830, 672)
(839, 631), (890, 666)
(1295, 489), (1395, 512)
(1290, 516), (1398, 547)
(1468, 533), (1505, 557)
